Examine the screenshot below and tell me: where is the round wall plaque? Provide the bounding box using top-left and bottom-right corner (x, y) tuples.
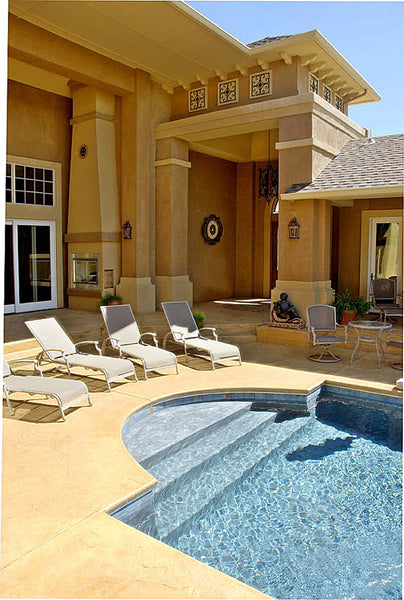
(201, 214), (223, 245)
(79, 144), (88, 159)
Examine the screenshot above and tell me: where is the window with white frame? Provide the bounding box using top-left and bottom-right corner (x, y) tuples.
(323, 84), (332, 103)
(309, 73), (319, 94)
(335, 94), (344, 112)
(5, 162), (54, 206)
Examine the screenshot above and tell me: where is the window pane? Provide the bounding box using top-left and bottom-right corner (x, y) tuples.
(18, 225), (52, 304)
(15, 178), (25, 191)
(26, 192), (35, 204)
(4, 225), (14, 305)
(15, 165), (24, 178)
(35, 168), (44, 179)
(16, 191), (25, 203)
(6, 189), (11, 203)
(45, 181), (53, 194)
(44, 194), (53, 206)
(375, 222), (400, 279)
(35, 180), (43, 192)
(25, 166), (34, 179)
(26, 179), (34, 192)
(35, 193), (44, 205)
(44, 169), (53, 182)
(6, 163), (11, 176)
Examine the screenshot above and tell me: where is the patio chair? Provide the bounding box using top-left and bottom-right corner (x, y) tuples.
(306, 304), (348, 362)
(161, 301), (242, 369)
(3, 358), (91, 421)
(386, 339), (403, 371)
(369, 275), (403, 322)
(25, 317), (137, 391)
(100, 304), (178, 379)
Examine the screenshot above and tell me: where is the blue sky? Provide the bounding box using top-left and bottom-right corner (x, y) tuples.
(187, 2), (404, 137)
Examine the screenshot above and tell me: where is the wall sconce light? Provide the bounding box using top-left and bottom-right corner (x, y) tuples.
(258, 163), (278, 205)
(122, 221), (132, 240)
(288, 217), (300, 239)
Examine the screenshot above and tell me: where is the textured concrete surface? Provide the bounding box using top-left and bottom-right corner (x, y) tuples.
(1, 334), (402, 599)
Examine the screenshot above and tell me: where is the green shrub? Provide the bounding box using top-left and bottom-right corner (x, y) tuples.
(333, 290), (372, 321)
(193, 311), (205, 328)
(98, 293), (122, 308)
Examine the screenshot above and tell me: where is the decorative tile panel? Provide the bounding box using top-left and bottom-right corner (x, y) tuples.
(309, 73), (319, 94)
(335, 94), (344, 112)
(217, 78), (239, 106)
(323, 84), (332, 103)
(250, 71), (272, 98)
(188, 87), (207, 112)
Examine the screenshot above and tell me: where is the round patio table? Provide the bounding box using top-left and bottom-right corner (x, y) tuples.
(349, 320), (392, 368)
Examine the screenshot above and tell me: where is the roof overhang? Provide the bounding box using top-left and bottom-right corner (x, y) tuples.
(282, 185), (404, 206)
(8, 0), (380, 103)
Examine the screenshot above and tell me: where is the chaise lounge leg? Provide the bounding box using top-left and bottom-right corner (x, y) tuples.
(3, 387), (14, 416)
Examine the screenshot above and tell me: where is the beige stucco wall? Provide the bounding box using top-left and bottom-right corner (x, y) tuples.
(6, 79), (72, 306)
(188, 151), (236, 302)
(337, 197), (403, 296)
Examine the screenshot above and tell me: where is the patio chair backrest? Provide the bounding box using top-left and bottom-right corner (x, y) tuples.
(100, 304), (141, 348)
(306, 305), (337, 332)
(161, 301), (199, 342)
(3, 359), (11, 378)
(370, 277), (395, 302)
(25, 317), (76, 359)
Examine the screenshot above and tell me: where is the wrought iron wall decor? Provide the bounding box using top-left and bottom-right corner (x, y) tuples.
(250, 71), (272, 98)
(258, 129), (279, 204)
(201, 214), (223, 245)
(189, 87), (207, 112)
(217, 79), (238, 106)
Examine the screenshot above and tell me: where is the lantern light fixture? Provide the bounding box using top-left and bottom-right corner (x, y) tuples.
(122, 221), (133, 240)
(258, 129), (279, 205)
(288, 217), (300, 239)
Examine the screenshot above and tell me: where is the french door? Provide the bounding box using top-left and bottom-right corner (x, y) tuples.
(367, 216), (402, 298)
(4, 220), (57, 313)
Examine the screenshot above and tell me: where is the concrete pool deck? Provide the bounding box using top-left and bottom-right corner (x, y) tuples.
(1, 340), (402, 598)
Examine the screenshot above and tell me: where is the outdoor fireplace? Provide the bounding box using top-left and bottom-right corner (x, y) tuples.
(71, 253), (99, 289)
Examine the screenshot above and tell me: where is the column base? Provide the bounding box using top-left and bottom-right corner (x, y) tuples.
(271, 280), (335, 321)
(155, 275), (193, 309)
(116, 277), (156, 314)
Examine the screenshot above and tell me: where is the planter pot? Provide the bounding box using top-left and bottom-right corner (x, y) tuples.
(107, 300), (121, 306)
(340, 310), (355, 325)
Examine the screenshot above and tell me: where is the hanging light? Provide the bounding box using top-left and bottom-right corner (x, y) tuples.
(258, 130), (278, 204)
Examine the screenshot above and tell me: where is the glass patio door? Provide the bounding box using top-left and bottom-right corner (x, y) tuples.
(4, 220), (57, 313)
(368, 216), (403, 298)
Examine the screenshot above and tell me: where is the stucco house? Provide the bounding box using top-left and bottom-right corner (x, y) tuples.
(5, 1), (403, 318)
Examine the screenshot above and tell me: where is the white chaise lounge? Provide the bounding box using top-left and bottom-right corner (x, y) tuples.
(101, 304), (178, 379)
(3, 358), (91, 421)
(25, 317), (136, 390)
(161, 301), (241, 369)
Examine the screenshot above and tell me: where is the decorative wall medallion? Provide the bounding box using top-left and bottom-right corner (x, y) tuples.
(217, 79), (238, 106)
(201, 214), (223, 245)
(189, 87), (207, 112)
(335, 94), (344, 112)
(250, 71), (272, 98)
(323, 84), (332, 103)
(309, 73), (319, 94)
(79, 144), (88, 159)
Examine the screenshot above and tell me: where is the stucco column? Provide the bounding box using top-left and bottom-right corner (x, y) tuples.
(116, 69), (156, 313)
(66, 85), (121, 310)
(271, 114), (334, 317)
(154, 137), (193, 307)
(235, 162), (254, 297)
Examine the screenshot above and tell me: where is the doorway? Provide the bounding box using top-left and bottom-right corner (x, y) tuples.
(4, 220), (57, 313)
(367, 216), (402, 298)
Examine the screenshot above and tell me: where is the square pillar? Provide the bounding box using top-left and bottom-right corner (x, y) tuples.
(154, 137), (193, 307)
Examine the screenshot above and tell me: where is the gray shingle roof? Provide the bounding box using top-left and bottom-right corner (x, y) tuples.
(247, 35), (292, 49)
(286, 134), (404, 194)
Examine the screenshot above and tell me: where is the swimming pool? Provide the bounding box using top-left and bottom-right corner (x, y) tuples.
(113, 386), (402, 600)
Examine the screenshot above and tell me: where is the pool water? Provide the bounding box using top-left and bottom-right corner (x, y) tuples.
(114, 388), (402, 600)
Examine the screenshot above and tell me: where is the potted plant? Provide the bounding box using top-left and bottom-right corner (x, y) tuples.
(193, 311), (205, 329)
(98, 292), (122, 308)
(334, 290), (356, 325)
(353, 297), (373, 319)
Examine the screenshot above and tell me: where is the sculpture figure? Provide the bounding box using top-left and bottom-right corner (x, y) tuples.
(271, 293), (305, 327)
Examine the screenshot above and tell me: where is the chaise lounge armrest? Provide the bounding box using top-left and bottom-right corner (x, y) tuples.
(199, 327), (218, 340)
(139, 332), (159, 347)
(75, 340), (102, 355)
(7, 358), (43, 376)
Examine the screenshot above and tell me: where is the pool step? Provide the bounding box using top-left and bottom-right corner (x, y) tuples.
(151, 410), (277, 502)
(123, 402), (251, 469)
(154, 416), (310, 540)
